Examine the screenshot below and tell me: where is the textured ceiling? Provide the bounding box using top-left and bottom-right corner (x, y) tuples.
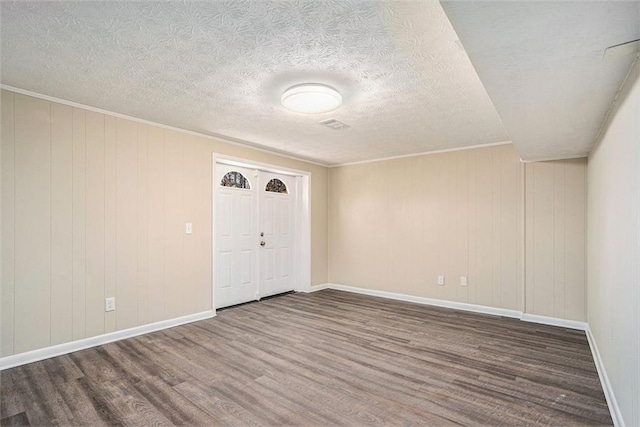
(1, 0), (508, 166)
(442, 1), (640, 162)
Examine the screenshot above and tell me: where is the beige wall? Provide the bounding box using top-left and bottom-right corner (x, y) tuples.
(1, 89), (328, 357)
(587, 58), (639, 427)
(329, 144), (525, 310)
(525, 159), (587, 321)
(328, 144), (588, 319)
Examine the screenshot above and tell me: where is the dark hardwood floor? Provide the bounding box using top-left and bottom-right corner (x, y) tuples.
(1, 290), (612, 426)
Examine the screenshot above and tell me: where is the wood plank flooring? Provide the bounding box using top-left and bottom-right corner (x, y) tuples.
(1, 290), (612, 426)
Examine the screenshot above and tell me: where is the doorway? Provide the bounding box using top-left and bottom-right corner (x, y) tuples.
(213, 155), (310, 309)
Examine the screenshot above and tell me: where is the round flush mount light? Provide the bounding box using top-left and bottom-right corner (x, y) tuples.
(281, 84), (342, 114)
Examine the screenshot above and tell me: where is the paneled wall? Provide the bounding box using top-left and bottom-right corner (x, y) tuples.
(587, 58), (639, 427)
(328, 144), (525, 311)
(525, 159), (587, 321)
(328, 144), (588, 318)
(1, 90), (328, 357)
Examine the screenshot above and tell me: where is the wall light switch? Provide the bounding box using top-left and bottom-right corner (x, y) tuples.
(437, 275), (445, 286)
(461, 276), (468, 287)
(185, 222), (193, 235)
(105, 297), (116, 312)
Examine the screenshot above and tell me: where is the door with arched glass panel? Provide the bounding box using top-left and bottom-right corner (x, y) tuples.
(214, 164), (258, 308)
(259, 172), (295, 297)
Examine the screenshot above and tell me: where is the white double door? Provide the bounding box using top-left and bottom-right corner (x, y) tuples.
(215, 164), (296, 309)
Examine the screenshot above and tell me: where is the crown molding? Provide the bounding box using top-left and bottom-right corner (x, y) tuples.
(328, 141), (513, 168)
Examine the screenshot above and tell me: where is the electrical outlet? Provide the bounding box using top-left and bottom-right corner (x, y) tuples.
(437, 275), (445, 286)
(105, 297), (116, 312)
(460, 276), (468, 287)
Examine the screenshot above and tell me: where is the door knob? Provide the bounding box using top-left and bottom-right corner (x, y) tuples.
(260, 241), (266, 247)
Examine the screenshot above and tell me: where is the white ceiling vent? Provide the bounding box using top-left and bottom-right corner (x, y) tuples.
(319, 118), (350, 130)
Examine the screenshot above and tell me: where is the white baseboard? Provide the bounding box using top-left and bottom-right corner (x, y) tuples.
(321, 283), (592, 330)
(521, 313), (588, 331)
(324, 283), (522, 319)
(586, 327), (625, 427)
(0, 310), (215, 371)
(308, 283), (330, 292)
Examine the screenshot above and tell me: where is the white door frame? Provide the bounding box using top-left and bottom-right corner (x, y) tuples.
(211, 153), (312, 313)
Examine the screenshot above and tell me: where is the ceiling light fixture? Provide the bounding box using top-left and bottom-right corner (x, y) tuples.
(281, 84), (342, 114)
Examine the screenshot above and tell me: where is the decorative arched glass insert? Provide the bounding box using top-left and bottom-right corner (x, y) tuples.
(220, 171), (250, 189)
(265, 178), (288, 194)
